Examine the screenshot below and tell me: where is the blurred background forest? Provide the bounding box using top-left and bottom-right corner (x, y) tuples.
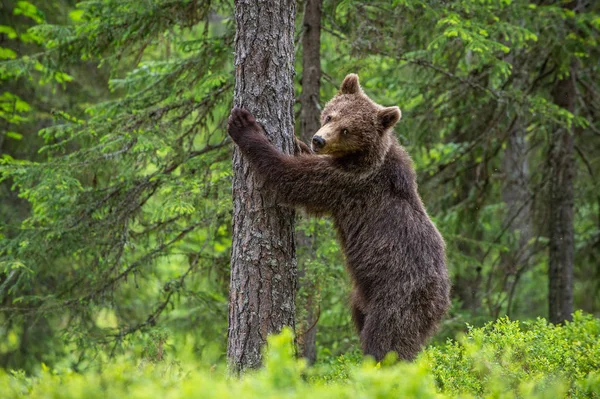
(0, 0), (599, 376)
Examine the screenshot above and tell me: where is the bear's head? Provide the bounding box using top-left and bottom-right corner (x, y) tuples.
(311, 74), (401, 167)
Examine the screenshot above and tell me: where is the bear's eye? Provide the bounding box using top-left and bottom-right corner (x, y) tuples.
(342, 128), (349, 136)
(324, 115), (332, 124)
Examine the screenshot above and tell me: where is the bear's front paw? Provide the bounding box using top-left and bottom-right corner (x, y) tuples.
(227, 107), (261, 144)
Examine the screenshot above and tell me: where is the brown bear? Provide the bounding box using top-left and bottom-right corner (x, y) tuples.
(227, 74), (450, 361)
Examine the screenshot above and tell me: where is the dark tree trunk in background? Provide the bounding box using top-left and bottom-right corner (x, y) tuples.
(453, 153), (485, 313)
(548, 64), (576, 325)
(296, 0), (322, 365)
(228, 0), (297, 373)
(502, 119), (533, 316)
(300, 0), (322, 144)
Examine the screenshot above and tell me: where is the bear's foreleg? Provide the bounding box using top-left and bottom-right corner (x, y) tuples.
(227, 108), (354, 211)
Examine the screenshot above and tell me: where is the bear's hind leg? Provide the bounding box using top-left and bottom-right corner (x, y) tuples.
(360, 310), (424, 362)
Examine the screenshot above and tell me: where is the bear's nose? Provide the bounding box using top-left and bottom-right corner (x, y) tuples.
(312, 136), (326, 149)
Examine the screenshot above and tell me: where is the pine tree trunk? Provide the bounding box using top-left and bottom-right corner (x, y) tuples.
(300, 0), (322, 144)
(296, 0), (322, 365)
(227, 0), (297, 374)
(548, 65), (576, 325)
(502, 119), (533, 316)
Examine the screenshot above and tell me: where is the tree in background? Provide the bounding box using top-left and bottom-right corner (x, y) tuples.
(0, 0), (112, 370)
(296, 0), (323, 364)
(548, 63), (576, 324)
(227, 0), (298, 373)
(1, 0), (236, 372)
(0, 0), (598, 373)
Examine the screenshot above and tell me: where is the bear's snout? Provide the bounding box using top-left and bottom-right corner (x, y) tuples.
(312, 136), (326, 151)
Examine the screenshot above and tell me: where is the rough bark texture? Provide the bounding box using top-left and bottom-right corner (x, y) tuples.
(548, 65), (576, 325)
(227, 0), (297, 373)
(297, 0), (322, 364)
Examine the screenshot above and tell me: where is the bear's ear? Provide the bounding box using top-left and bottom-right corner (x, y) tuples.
(339, 74), (362, 95)
(378, 106), (402, 130)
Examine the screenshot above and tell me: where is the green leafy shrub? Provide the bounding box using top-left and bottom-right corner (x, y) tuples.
(1, 314), (598, 398)
(426, 311), (600, 398)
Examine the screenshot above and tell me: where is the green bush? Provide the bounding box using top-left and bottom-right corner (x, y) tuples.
(427, 311), (600, 398)
(1, 313), (598, 398)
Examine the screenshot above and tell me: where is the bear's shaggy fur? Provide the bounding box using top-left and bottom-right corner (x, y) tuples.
(227, 74), (450, 361)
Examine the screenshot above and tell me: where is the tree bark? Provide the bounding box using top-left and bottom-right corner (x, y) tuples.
(502, 118), (533, 316)
(548, 64), (576, 325)
(299, 0), (322, 144)
(296, 0), (322, 365)
(228, 0), (297, 373)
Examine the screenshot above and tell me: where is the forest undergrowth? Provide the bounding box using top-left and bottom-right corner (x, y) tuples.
(2, 312), (598, 399)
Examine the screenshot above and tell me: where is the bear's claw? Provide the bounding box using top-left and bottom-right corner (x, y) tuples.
(228, 107), (259, 143)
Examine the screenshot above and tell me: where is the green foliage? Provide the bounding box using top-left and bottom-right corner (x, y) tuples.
(0, 0), (599, 377)
(1, 316), (599, 398)
(1, 0), (235, 372)
(427, 312), (600, 398)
